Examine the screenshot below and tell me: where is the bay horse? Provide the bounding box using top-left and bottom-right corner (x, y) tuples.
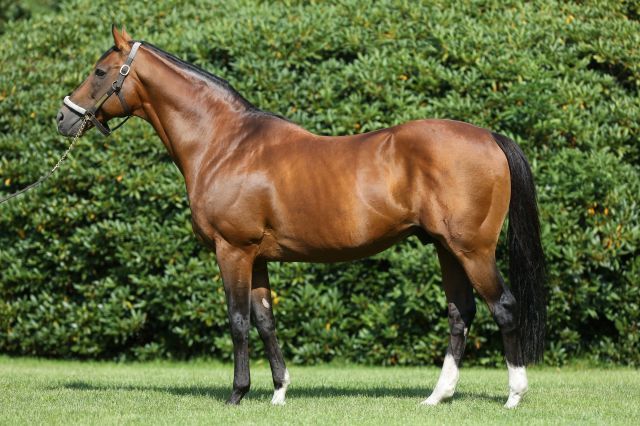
(57, 27), (545, 408)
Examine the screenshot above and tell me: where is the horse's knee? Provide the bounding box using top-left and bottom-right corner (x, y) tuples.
(230, 311), (251, 343)
(492, 291), (518, 333)
(448, 301), (476, 336)
(254, 311), (276, 337)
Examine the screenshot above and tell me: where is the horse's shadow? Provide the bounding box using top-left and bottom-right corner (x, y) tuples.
(59, 381), (504, 403)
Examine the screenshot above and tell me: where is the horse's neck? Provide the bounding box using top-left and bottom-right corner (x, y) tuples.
(135, 49), (256, 185)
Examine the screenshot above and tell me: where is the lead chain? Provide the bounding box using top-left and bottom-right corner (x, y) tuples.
(0, 117), (89, 204)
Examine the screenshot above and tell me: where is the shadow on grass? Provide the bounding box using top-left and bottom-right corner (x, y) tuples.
(57, 381), (504, 403)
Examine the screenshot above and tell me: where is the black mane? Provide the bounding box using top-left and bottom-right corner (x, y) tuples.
(97, 46), (117, 63)
(132, 41), (290, 122)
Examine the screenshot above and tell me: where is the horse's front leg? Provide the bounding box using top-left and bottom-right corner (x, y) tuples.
(250, 260), (290, 405)
(217, 242), (257, 405)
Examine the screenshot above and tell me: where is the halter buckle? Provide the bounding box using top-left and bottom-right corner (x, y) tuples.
(119, 64), (131, 76)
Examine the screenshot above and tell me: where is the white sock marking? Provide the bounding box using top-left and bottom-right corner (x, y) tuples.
(271, 368), (290, 405)
(422, 353), (459, 405)
(504, 362), (528, 409)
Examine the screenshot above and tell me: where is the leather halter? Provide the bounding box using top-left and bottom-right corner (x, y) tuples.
(63, 41), (142, 136)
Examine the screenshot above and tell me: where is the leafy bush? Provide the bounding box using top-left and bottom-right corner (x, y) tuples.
(0, 0), (638, 365)
(0, 1), (30, 34)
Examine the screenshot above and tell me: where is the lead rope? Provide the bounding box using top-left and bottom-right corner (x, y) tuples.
(0, 116), (89, 204)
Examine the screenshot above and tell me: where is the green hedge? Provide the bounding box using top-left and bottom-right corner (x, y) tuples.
(1, 0), (638, 366)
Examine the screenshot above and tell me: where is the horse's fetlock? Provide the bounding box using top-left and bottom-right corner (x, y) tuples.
(234, 381), (251, 394)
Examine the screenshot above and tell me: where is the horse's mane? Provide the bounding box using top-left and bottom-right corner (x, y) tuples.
(125, 40), (291, 122)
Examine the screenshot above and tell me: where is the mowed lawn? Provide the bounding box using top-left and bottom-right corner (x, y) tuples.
(0, 357), (638, 425)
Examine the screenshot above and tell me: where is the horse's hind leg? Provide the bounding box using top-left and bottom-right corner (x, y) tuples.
(422, 243), (476, 405)
(455, 250), (528, 408)
(250, 260), (290, 405)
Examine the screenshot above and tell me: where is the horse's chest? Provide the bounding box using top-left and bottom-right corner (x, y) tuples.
(187, 187), (266, 248)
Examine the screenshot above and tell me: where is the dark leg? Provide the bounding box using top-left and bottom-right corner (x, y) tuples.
(457, 251), (528, 408)
(423, 244), (476, 405)
(492, 280), (524, 365)
(491, 274), (528, 408)
(250, 259), (290, 405)
(217, 243), (256, 405)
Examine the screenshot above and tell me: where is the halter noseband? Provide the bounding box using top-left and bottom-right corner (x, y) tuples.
(63, 41), (142, 136)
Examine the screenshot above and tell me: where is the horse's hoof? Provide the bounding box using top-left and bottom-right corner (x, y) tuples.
(420, 393), (452, 406)
(504, 391), (525, 409)
(271, 369), (290, 406)
(420, 397), (440, 406)
(271, 387), (287, 405)
(226, 392), (246, 405)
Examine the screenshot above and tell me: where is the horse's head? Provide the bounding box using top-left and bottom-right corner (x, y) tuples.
(57, 25), (142, 137)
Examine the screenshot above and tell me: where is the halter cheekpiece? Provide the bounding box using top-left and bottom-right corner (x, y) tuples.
(63, 41), (142, 136)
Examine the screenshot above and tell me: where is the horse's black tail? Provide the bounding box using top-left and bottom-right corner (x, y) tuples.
(492, 132), (546, 364)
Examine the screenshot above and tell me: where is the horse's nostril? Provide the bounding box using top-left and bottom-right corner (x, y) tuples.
(57, 111), (64, 122)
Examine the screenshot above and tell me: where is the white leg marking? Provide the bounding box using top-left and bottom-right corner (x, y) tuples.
(422, 353), (459, 405)
(261, 297), (270, 309)
(271, 368), (290, 405)
(504, 363), (528, 409)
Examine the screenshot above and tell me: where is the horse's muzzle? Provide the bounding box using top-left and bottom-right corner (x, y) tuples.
(56, 105), (87, 137)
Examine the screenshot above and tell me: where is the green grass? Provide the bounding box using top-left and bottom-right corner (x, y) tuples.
(0, 357), (638, 425)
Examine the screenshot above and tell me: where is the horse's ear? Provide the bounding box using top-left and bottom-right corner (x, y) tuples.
(111, 24), (129, 51)
(122, 26), (132, 42)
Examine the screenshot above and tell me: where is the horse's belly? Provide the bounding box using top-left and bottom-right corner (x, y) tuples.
(258, 216), (418, 262)
(257, 171), (421, 261)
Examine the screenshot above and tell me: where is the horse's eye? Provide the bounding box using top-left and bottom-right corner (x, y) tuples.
(95, 68), (107, 77)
